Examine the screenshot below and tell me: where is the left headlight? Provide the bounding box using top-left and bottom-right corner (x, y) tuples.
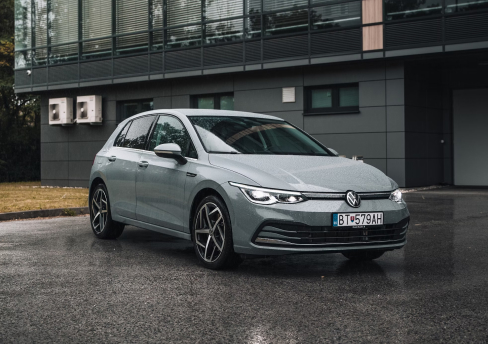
(229, 182), (307, 205)
(390, 189), (403, 203)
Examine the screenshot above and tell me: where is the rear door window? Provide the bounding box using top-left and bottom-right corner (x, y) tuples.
(114, 121), (131, 147)
(119, 116), (156, 149)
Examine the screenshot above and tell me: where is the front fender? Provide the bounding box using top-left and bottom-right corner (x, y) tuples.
(184, 162), (258, 231)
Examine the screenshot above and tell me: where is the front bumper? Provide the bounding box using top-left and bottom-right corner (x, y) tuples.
(222, 183), (410, 256)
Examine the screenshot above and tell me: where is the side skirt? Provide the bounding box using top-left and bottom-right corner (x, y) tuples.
(115, 215), (191, 241)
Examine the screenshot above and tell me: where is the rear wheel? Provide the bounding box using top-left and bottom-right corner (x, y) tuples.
(192, 195), (242, 270)
(90, 184), (124, 239)
(342, 250), (385, 261)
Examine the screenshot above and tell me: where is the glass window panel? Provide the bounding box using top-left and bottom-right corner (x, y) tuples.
(32, 48), (48, 66)
(50, 43), (78, 64)
(116, 33), (149, 55)
(245, 15), (262, 38)
(152, 30), (164, 51)
(247, 0), (261, 14)
(119, 100), (154, 122)
(147, 116), (197, 158)
(116, 0), (148, 35)
(122, 116), (156, 149)
(205, 0), (243, 21)
(220, 95), (234, 110)
(116, 0), (148, 54)
(197, 97), (215, 109)
(165, 25), (202, 49)
(141, 101), (154, 113)
(339, 86), (359, 107)
(205, 18), (243, 44)
(311, 88), (332, 108)
(82, 39), (112, 59)
(311, 2), (361, 30)
(152, 0), (164, 50)
(15, 50), (32, 68)
(15, 0), (32, 50)
(114, 122), (131, 147)
(445, 0), (488, 12)
(264, 9), (308, 36)
(81, 0), (112, 40)
(50, 0), (78, 46)
(385, 0), (442, 21)
(263, 0), (308, 12)
(33, 0), (48, 48)
(167, 0), (201, 27)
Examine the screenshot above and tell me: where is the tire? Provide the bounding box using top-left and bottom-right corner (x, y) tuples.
(342, 250), (385, 261)
(192, 195), (242, 270)
(89, 183), (125, 240)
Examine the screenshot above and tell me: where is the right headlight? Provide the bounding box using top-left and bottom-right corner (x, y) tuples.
(229, 182), (307, 205)
(389, 189), (403, 203)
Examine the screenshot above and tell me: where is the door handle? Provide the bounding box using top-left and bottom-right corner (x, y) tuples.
(108, 156), (117, 162)
(138, 161), (149, 168)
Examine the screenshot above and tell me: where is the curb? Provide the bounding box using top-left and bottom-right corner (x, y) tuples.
(0, 207), (89, 222)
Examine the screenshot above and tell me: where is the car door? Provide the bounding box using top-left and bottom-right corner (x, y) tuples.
(136, 115), (198, 231)
(104, 115), (156, 219)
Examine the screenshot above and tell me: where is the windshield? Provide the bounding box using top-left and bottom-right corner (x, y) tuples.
(188, 116), (332, 156)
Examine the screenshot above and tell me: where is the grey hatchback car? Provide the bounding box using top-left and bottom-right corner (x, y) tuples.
(89, 109), (409, 269)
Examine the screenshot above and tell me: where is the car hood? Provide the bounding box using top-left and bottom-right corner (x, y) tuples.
(209, 155), (396, 192)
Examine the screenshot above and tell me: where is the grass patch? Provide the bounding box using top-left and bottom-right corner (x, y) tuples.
(0, 182), (89, 214)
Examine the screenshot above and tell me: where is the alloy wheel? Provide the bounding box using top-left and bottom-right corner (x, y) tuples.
(194, 202), (225, 263)
(91, 188), (108, 234)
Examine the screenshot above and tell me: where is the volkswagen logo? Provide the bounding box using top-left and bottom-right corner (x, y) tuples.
(346, 190), (361, 208)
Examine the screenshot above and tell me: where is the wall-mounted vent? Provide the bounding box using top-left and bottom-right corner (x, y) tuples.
(282, 87), (296, 103)
(49, 98), (73, 126)
(76, 95), (102, 125)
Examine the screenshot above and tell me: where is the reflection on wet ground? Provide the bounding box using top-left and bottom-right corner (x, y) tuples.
(0, 187), (487, 343)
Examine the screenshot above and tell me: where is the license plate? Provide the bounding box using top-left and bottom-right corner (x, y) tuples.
(333, 212), (384, 227)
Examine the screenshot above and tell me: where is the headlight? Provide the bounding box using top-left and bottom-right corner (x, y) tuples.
(229, 182), (307, 205)
(390, 189), (403, 203)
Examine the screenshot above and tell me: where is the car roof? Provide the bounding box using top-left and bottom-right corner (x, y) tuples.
(129, 109), (284, 121)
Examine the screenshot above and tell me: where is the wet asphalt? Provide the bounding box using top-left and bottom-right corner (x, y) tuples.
(0, 187), (487, 343)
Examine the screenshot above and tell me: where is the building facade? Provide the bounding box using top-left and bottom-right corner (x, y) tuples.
(14, 0), (488, 187)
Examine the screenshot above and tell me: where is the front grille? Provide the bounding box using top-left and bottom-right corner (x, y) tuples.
(253, 217), (409, 248)
(302, 191), (391, 200)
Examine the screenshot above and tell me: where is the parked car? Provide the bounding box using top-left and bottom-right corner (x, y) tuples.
(89, 109), (409, 269)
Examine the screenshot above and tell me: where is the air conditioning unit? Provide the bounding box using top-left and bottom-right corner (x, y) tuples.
(76, 95), (102, 125)
(49, 98), (73, 126)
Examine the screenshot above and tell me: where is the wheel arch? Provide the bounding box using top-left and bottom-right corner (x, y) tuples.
(89, 176), (106, 199)
(188, 185), (234, 241)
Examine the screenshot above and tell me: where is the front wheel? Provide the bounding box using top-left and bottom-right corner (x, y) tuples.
(342, 250), (385, 261)
(192, 195), (242, 270)
(90, 183), (124, 239)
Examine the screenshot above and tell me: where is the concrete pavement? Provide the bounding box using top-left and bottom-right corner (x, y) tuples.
(1, 188), (487, 343)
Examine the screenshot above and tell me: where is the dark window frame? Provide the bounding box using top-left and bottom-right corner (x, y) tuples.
(191, 92), (234, 110)
(305, 83), (360, 115)
(116, 98), (154, 124)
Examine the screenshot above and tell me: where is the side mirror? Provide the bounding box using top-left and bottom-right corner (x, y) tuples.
(154, 143), (187, 165)
(328, 148), (339, 156)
